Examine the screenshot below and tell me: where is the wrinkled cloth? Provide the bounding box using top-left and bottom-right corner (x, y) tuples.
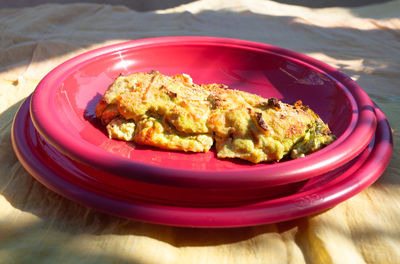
(1, 1), (399, 263)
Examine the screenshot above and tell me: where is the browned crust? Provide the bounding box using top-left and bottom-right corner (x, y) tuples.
(267, 97), (281, 109)
(255, 112), (269, 131)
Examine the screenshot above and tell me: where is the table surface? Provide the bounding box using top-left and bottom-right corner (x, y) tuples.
(1, 1), (399, 263)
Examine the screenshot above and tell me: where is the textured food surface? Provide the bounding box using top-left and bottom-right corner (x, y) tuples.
(95, 71), (335, 163)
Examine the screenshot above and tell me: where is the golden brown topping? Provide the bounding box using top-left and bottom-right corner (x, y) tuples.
(286, 124), (304, 138)
(294, 100), (303, 108)
(255, 112), (269, 131)
(267, 97), (281, 109)
(207, 94), (223, 109)
(294, 100), (310, 111)
(258, 101), (268, 107)
(166, 90), (177, 98)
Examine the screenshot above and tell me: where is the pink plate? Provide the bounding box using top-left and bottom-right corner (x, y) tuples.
(30, 37), (377, 189)
(12, 96), (392, 227)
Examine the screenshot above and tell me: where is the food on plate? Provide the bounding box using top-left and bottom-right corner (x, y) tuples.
(95, 71), (335, 163)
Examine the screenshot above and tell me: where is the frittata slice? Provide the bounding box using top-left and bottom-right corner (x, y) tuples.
(96, 71), (214, 152)
(95, 71), (335, 163)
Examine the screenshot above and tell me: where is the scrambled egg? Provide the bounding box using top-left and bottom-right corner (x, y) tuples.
(95, 71), (335, 163)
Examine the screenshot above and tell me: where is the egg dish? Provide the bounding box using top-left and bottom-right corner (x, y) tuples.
(95, 71), (335, 163)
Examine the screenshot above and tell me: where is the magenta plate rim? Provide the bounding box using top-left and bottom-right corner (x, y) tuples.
(30, 37), (377, 188)
(12, 96), (392, 227)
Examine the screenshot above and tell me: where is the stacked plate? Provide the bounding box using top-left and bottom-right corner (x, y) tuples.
(12, 37), (392, 227)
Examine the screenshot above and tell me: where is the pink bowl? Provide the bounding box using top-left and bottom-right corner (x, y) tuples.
(12, 97), (392, 227)
(30, 37), (376, 189)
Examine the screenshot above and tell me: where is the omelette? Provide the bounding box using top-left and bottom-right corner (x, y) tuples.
(95, 71), (335, 163)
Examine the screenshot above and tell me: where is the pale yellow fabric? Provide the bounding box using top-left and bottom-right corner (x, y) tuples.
(1, 1), (399, 263)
